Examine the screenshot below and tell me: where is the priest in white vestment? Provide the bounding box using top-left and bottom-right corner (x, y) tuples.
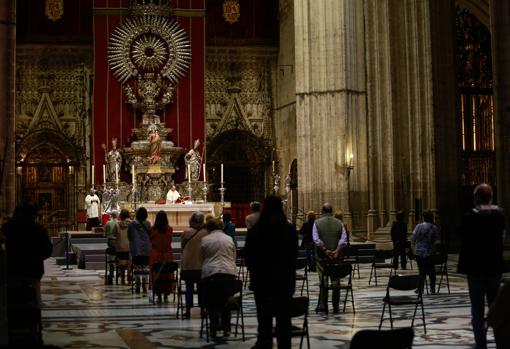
(166, 185), (181, 204)
(85, 188), (101, 230)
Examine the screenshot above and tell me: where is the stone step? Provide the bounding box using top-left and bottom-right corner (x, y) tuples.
(55, 254), (76, 265)
(85, 261), (104, 270)
(85, 254), (105, 263)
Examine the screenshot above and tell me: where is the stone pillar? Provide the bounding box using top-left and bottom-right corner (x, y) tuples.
(365, 0), (443, 239)
(490, 1), (510, 229)
(0, 0), (15, 343)
(0, 0), (16, 221)
(295, 0), (367, 215)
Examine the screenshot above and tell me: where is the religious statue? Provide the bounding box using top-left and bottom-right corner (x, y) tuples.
(148, 124), (162, 165)
(102, 187), (120, 213)
(105, 138), (122, 183)
(184, 139), (202, 181)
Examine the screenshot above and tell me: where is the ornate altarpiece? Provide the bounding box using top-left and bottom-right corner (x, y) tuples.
(205, 47), (276, 202)
(15, 45), (92, 234)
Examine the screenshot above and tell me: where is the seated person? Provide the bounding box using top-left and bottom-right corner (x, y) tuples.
(166, 185), (181, 204)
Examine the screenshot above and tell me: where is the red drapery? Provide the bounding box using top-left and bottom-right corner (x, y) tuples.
(92, 0), (205, 184)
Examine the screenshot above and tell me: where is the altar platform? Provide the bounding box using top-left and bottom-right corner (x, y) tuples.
(141, 202), (217, 230)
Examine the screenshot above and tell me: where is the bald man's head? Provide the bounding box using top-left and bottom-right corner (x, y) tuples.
(322, 203), (333, 214)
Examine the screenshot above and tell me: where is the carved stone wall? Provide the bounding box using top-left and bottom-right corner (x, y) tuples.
(15, 45), (93, 226)
(205, 47), (276, 200)
(205, 47), (276, 142)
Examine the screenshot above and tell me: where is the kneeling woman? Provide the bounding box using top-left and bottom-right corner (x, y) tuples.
(200, 215), (237, 338)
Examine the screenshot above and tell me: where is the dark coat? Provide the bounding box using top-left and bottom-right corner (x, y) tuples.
(457, 208), (505, 276)
(245, 221), (298, 297)
(2, 219), (53, 279)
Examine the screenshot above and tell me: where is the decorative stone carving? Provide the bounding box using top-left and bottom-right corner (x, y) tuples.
(205, 47), (276, 141)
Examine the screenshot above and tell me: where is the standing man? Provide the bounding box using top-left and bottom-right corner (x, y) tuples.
(85, 188), (101, 231)
(391, 211), (408, 269)
(3, 202), (53, 307)
(245, 201), (261, 230)
(458, 183), (506, 349)
(313, 203), (347, 314)
(104, 210), (118, 285)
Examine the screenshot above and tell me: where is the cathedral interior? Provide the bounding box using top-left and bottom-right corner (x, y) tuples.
(0, 0), (509, 348)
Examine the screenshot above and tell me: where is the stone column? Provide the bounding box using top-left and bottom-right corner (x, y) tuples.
(295, 0), (367, 215)
(365, 0), (446, 239)
(0, 0), (16, 221)
(0, 1), (15, 344)
(490, 1), (510, 229)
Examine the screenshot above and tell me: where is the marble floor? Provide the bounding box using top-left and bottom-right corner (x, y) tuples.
(40, 255), (497, 349)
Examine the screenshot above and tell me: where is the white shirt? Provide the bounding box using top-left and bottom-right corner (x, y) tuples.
(85, 194), (100, 218)
(312, 223), (348, 248)
(166, 189), (180, 204)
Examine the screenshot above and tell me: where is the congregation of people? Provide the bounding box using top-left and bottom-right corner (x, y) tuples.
(1, 183), (509, 348)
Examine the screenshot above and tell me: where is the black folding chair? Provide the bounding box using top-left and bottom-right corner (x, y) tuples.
(295, 257), (310, 298)
(350, 327), (414, 349)
(321, 263), (355, 313)
(431, 253), (450, 294)
(273, 296), (310, 349)
(176, 270), (201, 319)
(379, 274), (426, 334)
(130, 255), (149, 294)
(369, 249), (397, 286)
(150, 261), (179, 304)
(342, 245), (361, 279)
(200, 278), (245, 342)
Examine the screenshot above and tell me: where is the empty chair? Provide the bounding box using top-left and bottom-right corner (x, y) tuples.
(321, 263), (355, 313)
(273, 296), (310, 349)
(369, 249), (397, 286)
(379, 274), (426, 333)
(350, 327), (414, 349)
(200, 277), (245, 342)
(342, 245), (360, 279)
(430, 252), (450, 294)
(295, 257), (310, 298)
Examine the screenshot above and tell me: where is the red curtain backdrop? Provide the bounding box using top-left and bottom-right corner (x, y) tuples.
(92, 0), (205, 184)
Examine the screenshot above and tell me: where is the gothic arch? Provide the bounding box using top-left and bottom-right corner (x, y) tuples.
(17, 129), (81, 165)
(207, 129), (271, 203)
(456, 0), (490, 28)
(16, 130), (82, 234)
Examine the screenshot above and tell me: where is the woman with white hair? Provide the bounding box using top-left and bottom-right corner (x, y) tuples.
(180, 211), (208, 318)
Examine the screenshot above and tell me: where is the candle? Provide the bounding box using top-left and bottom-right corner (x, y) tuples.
(188, 164), (191, 183)
(132, 165), (135, 185)
(115, 164), (119, 184)
(221, 163), (224, 183)
(91, 165), (95, 185)
(272, 160), (275, 172)
(203, 163), (206, 182)
(102, 165), (106, 184)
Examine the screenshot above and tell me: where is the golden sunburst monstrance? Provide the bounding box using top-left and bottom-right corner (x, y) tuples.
(108, 15), (191, 84)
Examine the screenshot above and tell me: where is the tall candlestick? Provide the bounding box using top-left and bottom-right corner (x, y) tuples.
(221, 163), (224, 182)
(188, 164), (191, 183)
(132, 165), (135, 185)
(102, 165), (106, 184)
(203, 163), (206, 182)
(91, 165), (95, 185)
(272, 160), (275, 172)
(115, 164), (119, 185)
